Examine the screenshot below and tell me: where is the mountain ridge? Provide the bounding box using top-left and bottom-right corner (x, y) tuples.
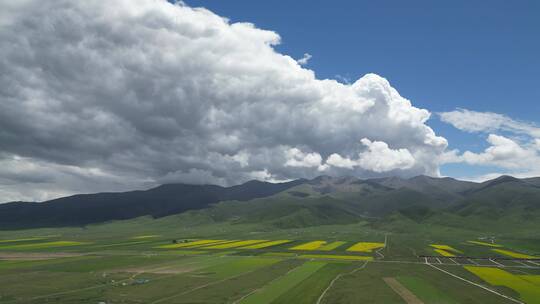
(1, 175), (539, 229)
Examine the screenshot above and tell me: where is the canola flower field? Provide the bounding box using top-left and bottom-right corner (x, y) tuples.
(465, 266), (540, 304)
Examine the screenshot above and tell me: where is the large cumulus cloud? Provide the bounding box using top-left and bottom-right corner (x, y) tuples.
(0, 0), (448, 201)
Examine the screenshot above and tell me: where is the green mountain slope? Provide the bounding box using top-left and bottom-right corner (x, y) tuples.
(1, 175), (540, 231)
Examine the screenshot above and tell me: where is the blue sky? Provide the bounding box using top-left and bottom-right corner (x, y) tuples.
(185, 0), (540, 178)
(2, 0), (540, 201)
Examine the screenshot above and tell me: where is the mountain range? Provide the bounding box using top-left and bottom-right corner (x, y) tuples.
(1, 175), (540, 230)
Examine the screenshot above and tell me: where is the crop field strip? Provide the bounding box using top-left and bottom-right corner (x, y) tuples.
(318, 241), (347, 251)
(383, 277), (424, 304)
(299, 254), (373, 261)
(202, 240), (268, 249)
(146, 257), (285, 304)
(464, 266), (540, 303)
(239, 240), (292, 249)
(433, 249), (455, 257)
(429, 244), (463, 258)
(396, 275), (459, 304)
(467, 240), (503, 248)
(492, 249), (538, 259)
(238, 261), (327, 304)
(290, 241), (327, 250)
(0, 241), (89, 250)
(131, 235), (160, 239)
(156, 239), (389, 253)
(346, 242), (385, 253)
(156, 239), (230, 249)
(162, 259), (305, 304)
(424, 262), (527, 304)
(0, 237), (49, 244)
(89, 240), (156, 249)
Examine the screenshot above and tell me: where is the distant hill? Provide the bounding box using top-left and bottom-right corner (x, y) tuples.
(451, 175), (540, 218)
(1, 175), (539, 229)
(0, 179), (304, 228)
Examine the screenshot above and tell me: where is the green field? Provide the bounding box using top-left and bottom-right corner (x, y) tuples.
(0, 214), (539, 303)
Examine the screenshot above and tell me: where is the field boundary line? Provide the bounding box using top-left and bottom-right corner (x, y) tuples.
(489, 258), (504, 267)
(426, 262), (524, 304)
(375, 234), (389, 259)
(514, 261), (529, 268)
(315, 261), (368, 304)
(468, 259), (479, 265)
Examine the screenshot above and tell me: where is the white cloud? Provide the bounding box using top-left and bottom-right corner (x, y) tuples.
(440, 108), (540, 177)
(326, 154), (357, 169)
(297, 53), (312, 65)
(439, 108), (540, 137)
(248, 169), (292, 184)
(325, 138), (415, 173)
(0, 0), (448, 201)
(285, 148), (327, 171)
(535, 139), (540, 151)
(357, 138), (416, 172)
(456, 134), (539, 170)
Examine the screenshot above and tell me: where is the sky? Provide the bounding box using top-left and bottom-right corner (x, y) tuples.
(0, 0), (539, 202)
(186, 0), (540, 178)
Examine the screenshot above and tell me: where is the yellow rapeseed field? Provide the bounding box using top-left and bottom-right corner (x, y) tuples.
(346, 242), (385, 252)
(318, 241), (346, 251)
(519, 275), (540, 287)
(299, 254), (373, 261)
(240, 240), (291, 249)
(203, 240), (267, 249)
(290, 241), (327, 250)
(430, 244), (462, 253)
(157, 239), (226, 249)
(467, 240), (502, 247)
(492, 249), (537, 259)
(464, 266), (540, 303)
(0, 237), (48, 243)
(434, 249), (455, 257)
(262, 252), (297, 257)
(0, 241), (88, 249)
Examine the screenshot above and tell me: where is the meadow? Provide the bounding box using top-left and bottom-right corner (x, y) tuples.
(0, 217), (539, 303)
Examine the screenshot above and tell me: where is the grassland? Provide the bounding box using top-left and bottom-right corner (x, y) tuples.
(0, 216), (539, 303)
(240, 261), (327, 304)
